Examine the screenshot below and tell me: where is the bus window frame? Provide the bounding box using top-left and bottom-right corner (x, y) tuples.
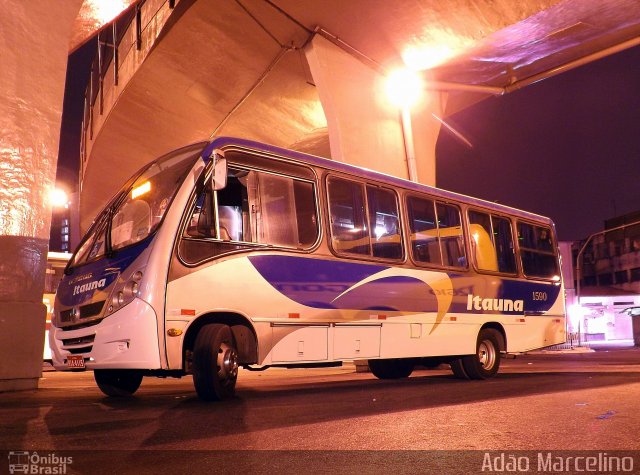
(404, 192), (469, 272)
(177, 160), (322, 268)
(325, 173), (406, 264)
(466, 208), (519, 277)
(514, 219), (561, 282)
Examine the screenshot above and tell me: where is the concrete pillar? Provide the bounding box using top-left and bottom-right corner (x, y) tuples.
(304, 34), (447, 186)
(0, 0), (83, 391)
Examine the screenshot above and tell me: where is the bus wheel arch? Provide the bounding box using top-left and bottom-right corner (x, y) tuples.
(480, 322), (506, 353)
(183, 312), (258, 368)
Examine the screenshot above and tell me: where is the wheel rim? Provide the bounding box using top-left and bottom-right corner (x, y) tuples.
(217, 342), (239, 382)
(478, 339), (497, 370)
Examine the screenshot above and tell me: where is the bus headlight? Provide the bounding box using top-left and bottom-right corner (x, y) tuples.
(124, 281), (139, 298)
(107, 270), (144, 315)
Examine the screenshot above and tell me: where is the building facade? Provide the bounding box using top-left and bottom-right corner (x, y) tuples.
(571, 210), (640, 343)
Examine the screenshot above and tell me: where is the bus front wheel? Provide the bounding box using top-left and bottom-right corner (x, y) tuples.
(193, 324), (239, 401)
(94, 369), (143, 397)
(368, 358), (415, 379)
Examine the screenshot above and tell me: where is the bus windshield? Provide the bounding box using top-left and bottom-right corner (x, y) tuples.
(69, 142), (208, 268)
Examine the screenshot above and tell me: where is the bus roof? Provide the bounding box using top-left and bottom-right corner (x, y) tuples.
(205, 137), (555, 225)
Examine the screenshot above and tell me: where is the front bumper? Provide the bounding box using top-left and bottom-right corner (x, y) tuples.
(50, 298), (161, 370)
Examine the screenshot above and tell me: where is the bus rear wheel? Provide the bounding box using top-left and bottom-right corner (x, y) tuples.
(461, 329), (501, 379)
(449, 358), (470, 379)
(193, 324), (239, 401)
(94, 369), (143, 397)
(368, 358), (415, 379)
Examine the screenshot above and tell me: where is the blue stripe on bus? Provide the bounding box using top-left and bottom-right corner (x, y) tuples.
(57, 237), (152, 307)
(248, 255), (389, 309)
(248, 255), (561, 315)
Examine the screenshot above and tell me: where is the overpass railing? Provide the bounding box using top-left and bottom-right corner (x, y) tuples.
(80, 0), (182, 192)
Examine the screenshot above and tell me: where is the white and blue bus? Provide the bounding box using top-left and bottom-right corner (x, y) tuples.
(51, 138), (565, 400)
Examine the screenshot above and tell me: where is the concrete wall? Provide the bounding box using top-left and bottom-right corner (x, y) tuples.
(0, 0), (83, 391)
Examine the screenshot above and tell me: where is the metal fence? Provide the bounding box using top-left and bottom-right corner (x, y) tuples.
(80, 0), (180, 191)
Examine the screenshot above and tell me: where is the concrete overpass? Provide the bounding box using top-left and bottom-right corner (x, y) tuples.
(79, 0), (640, 231)
(1, 0), (640, 392)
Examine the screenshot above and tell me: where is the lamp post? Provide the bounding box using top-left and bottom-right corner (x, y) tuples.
(385, 68), (424, 183)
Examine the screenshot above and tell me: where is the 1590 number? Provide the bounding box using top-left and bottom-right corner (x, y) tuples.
(532, 291), (548, 301)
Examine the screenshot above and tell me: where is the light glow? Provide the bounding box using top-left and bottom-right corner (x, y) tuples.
(385, 69), (424, 109)
(49, 189), (69, 208)
(131, 181), (151, 199)
(567, 304), (589, 333)
(403, 44), (455, 71)
(90, 0), (128, 25)
(401, 28), (474, 71)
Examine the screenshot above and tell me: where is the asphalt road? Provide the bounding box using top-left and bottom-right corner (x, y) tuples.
(2, 346), (640, 474)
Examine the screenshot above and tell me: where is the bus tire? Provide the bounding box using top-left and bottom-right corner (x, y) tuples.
(368, 358), (415, 379)
(449, 358), (470, 379)
(94, 369), (143, 397)
(193, 324), (238, 401)
(461, 328), (501, 380)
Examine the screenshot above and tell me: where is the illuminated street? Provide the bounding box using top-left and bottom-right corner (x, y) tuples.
(2, 346), (640, 472)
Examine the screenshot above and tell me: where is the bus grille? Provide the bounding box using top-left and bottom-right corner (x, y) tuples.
(61, 334), (95, 354)
(79, 300), (105, 318)
(59, 309), (73, 323)
(59, 300), (106, 324)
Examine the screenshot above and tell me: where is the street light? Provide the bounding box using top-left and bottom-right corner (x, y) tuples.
(49, 188), (69, 209)
(385, 68), (424, 182)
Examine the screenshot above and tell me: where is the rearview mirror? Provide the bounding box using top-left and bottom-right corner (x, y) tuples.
(624, 307), (640, 317)
(211, 150), (227, 191)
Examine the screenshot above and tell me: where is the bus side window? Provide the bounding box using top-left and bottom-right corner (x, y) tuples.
(493, 216), (517, 273)
(436, 203), (466, 268)
(328, 177), (402, 260)
(366, 186), (402, 260)
(407, 197), (465, 268)
(517, 222), (559, 279)
(468, 211), (516, 274)
(468, 212), (498, 272)
(407, 196), (439, 264)
(180, 171), (250, 263)
(256, 173), (317, 248)
(181, 166), (319, 264)
(327, 178), (369, 255)
(216, 168), (251, 242)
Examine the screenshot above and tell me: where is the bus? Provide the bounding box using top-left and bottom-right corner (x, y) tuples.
(50, 137), (565, 400)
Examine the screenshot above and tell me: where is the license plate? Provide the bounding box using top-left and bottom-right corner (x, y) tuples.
(66, 355), (86, 369)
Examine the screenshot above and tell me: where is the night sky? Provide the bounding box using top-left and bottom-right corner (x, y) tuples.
(436, 44), (640, 241)
(56, 38), (96, 192)
(57, 38), (640, 242)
